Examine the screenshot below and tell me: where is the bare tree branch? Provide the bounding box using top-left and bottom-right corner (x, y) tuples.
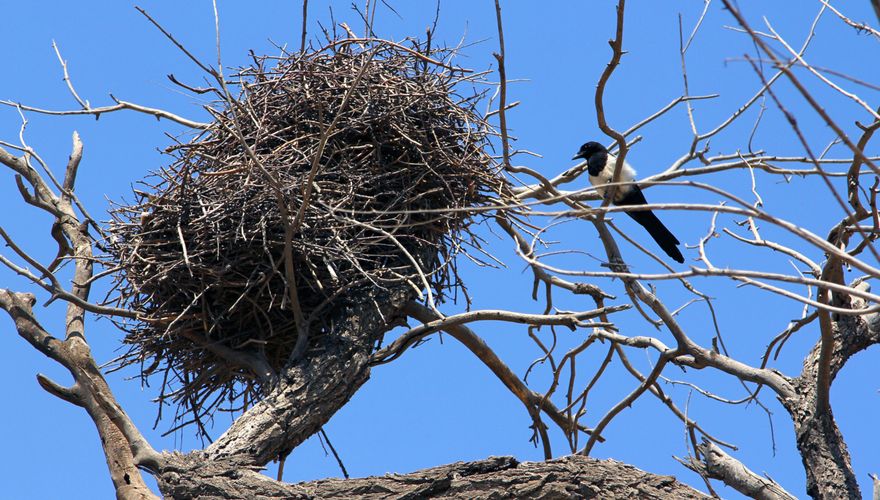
(372, 304), (626, 365)
(0, 99), (209, 129)
(681, 439), (797, 500)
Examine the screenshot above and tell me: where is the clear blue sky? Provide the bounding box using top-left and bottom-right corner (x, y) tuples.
(1, 1), (878, 498)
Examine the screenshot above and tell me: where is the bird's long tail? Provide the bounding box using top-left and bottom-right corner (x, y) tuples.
(626, 209), (685, 263)
(615, 186), (684, 263)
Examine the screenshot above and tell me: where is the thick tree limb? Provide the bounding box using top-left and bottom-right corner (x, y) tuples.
(205, 283), (414, 465)
(682, 439), (796, 500)
(779, 282), (880, 499)
(0, 132), (161, 498)
(0, 289), (159, 499)
(158, 454), (709, 499)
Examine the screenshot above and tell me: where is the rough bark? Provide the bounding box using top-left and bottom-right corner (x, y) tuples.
(204, 283), (414, 466)
(0, 291), (159, 500)
(780, 285), (880, 499)
(158, 454), (709, 499)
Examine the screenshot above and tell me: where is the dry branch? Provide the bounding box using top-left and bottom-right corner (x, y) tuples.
(681, 439), (796, 500)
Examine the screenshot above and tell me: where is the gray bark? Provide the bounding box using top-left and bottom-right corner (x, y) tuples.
(683, 440), (796, 500)
(780, 286), (880, 499)
(158, 454), (709, 499)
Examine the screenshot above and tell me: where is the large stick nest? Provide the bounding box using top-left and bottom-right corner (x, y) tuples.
(104, 39), (503, 431)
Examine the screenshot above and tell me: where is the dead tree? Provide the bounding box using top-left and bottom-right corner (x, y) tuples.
(2, 1), (879, 499)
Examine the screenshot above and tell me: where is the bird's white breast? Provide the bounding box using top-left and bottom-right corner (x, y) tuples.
(589, 153), (637, 199)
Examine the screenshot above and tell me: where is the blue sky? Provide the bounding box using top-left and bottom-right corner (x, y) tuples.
(1, 1), (878, 498)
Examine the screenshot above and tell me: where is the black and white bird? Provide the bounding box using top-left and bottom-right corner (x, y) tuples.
(572, 141), (684, 263)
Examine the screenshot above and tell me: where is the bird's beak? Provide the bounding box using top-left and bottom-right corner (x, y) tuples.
(571, 153), (584, 161)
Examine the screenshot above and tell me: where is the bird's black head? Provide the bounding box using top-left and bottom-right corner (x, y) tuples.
(571, 141), (607, 161)
(572, 141), (608, 176)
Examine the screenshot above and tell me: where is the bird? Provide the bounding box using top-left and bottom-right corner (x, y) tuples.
(572, 141), (684, 263)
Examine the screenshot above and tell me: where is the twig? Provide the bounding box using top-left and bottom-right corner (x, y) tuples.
(319, 428), (349, 479)
(135, 5), (216, 76)
(320, 37), (467, 72)
(400, 302), (603, 445)
(0, 99), (209, 129)
(301, 0), (309, 52)
(492, 0), (512, 171)
(52, 41), (89, 109)
(720, 0), (879, 177)
(764, 18), (879, 121)
(818, 0), (880, 39)
(581, 351), (675, 455)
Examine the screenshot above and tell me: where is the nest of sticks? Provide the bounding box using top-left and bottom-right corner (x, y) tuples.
(104, 39), (503, 431)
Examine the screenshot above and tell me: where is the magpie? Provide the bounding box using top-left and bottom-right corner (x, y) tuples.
(572, 141), (684, 263)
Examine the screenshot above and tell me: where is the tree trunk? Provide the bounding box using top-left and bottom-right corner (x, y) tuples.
(782, 299), (880, 499)
(205, 283), (414, 466)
